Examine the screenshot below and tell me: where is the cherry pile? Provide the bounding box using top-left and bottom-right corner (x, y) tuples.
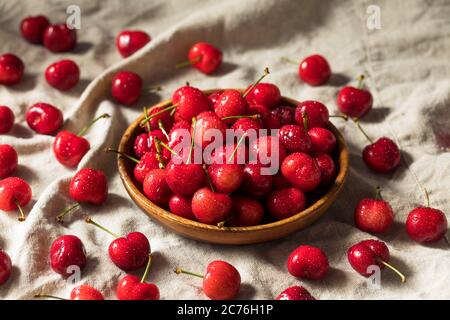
(0, 11), (448, 300)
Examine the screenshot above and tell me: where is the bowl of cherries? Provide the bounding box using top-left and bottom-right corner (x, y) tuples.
(116, 70), (349, 244)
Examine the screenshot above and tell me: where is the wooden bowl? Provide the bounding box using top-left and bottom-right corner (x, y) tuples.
(117, 90), (349, 245)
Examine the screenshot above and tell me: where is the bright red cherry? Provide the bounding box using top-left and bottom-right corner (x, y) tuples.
(0, 54), (24, 86)
(279, 124), (312, 153)
(85, 217), (151, 271)
(298, 54), (331, 86)
(354, 187), (394, 234)
(69, 168), (108, 205)
(43, 23), (77, 52)
(267, 187), (305, 220)
(133, 130), (166, 158)
(295, 101), (329, 129)
(70, 285), (104, 300)
(53, 113), (110, 167)
(227, 197), (264, 227)
(145, 105), (174, 133)
(182, 42), (222, 74)
(20, 15), (50, 44)
(143, 169), (172, 206)
(208, 90), (223, 105)
(192, 187), (232, 225)
(0, 249), (12, 286)
(337, 76), (373, 118)
(276, 286), (315, 300)
(176, 260), (241, 300)
(26, 103), (63, 135)
(406, 207), (447, 243)
(249, 135), (287, 167)
(0, 144), (18, 179)
(287, 245), (329, 280)
(240, 164), (273, 199)
(0, 177), (32, 221)
(347, 239), (405, 282)
(313, 153), (336, 186)
(308, 127), (336, 154)
(271, 106), (295, 126)
(0, 106), (14, 133)
(169, 194), (195, 220)
(134, 152), (163, 184)
(214, 89), (249, 124)
(193, 111), (227, 149)
(363, 138), (400, 173)
(231, 117), (263, 135)
(171, 86), (211, 122)
(111, 71), (143, 106)
(281, 153), (321, 192)
(244, 83), (281, 110)
(116, 30), (151, 58)
(50, 235), (87, 277)
(208, 164), (243, 194)
(45, 60), (80, 91)
(165, 161), (206, 196)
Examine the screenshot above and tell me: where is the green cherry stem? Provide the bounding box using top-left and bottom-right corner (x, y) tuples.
(85, 216), (120, 238)
(158, 120), (170, 140)
(56, 203), (80, 223)
(352, 118), (374, 144)
(202, 165), (215, 192)
(77, 113), (111, 137)
(329, 114), (349, 121)
(375, 186), (383, 200)
(140, 255), (153, 283)
(14, 199), (26, 222)
(357, 74), (366, 89)
(186, 117), (197, 165)
(221, 114), (260, 121)
(174, 267), (203, 279)
(242, 67), (270, 98)
(301, 111), (309, 131)
(144, 107), (151, 132)
(140, 104), (178, 127)
(379, 260), (406, 283)
(227, 133), (247, 164)
(34, 293), (66, 300)
(175, 56), (202, 69)
(156, 138), (178, 156)
(104, 148), (139, 164)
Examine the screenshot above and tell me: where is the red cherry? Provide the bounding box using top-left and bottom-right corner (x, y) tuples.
(298, 54), (331, 86)
(183, 42), (222, 74)
(0, 106), (14, 133)
(165, 161), (205, 196)
(0, 249), (12, 286)
(116, 30), (151, 58)
(43, 23), (77, 52)
(295, 101), (329, 129)
(406, 207), (447, 243)
(0, 54), (24, 86)
(267, 187), (305, 220)
(70, 285), (104, 300)
(313, 153), (336, 186)
(145, 105), (174, 133)
(231, 117), (263, 135)
(276, 286), (315, 300)
(337, 76), (373, 118)
(208, 90), (223, 105)
(249, 135), (287, 167)
(143, 169), (172, 206)
(169, 194), (195, 220)
(0, 144), (18, 179)
(279, 124), (312, 153)
(271, 106), (295, 126)
(354, 187), (394, 234)
(45, 60), (80, 91)
(69, 168), (108, 205)
(208, 164), (243, 194)
(117, 274), (160, 300)
(193, 111), (227, 149)
(347, 239), (405, 282)
(111, 71), (143, 106)
(308, 127), (336, 154)
(192, 187), (232, 225)
(20, 15), (50, 44)
(172, 86), (211, 122)
(85, 217), (151, 271)
(50, 235), (87, 277)
(244, 83), (281, 110)
(53, 113), (110, 168)
(287, 245), (329, 280)
(176, 260), (241, 300)
(26, 103), (63, 135)
(0, 177), (32, 221)
(248, 104), (281, 129)
(227, 196), (264, 227)
(240, 164), (273, 199)
(214, 89), (249, 124)
(281, 153), (321, 192)
(134, 152), (163, 184)
(134, 130), (166, 158)
(363, 138), (400, 173)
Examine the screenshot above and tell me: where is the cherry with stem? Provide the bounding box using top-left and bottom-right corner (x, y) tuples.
(140, 104), (178, 127)
(242, 67), (270, 98)
(175, 56), (201, 69)
(85, 216), (120, 238)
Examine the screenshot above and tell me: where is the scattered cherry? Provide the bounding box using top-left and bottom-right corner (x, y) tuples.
(111, 71), (143, 105)
(0, 144), (18, 179)
(275, 286), (315, 300)
(267, 187), (305, 220)
(43, 23), (77, 52)
(0, 249), (12, 286)
(50, 235), (87, 277)
(175, 260), (241, 300)
(20, 15), (50, 44)
(45, 60), (80, 91)
(0, 53), (25, 86)
(298, 54), (331, 86)
(26, 102), (63, 135)
(287, 245), (329, 280)
(0, 177), (32, 221)
(0, 106), (14, 133)
(337, 75), (373, 118)
(116, 30), (151, 58)
(177, 42), (222, 74)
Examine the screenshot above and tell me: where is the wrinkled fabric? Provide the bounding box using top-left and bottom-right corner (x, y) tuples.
(0, 0), (449, 299)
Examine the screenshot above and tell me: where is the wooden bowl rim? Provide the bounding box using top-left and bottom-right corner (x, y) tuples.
(118, 89), (349, 234)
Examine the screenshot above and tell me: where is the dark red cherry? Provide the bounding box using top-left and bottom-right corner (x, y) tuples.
(0, 54), (24, 86)
(43, 23), (77, 52)
(278, 124), (312, 153)
(20, 15), (50, 44)
(267, 188), (305, 220)
(295, 100), (329, 129)
(111, 71), (143, 106)
(0, 106), (14, 133)
(298, 54), (331, 86)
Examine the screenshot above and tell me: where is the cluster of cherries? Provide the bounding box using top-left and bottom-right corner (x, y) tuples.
(0, 13), (448, 300)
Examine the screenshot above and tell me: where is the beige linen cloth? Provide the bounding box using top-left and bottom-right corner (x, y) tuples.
(0, 0), (449, 299)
